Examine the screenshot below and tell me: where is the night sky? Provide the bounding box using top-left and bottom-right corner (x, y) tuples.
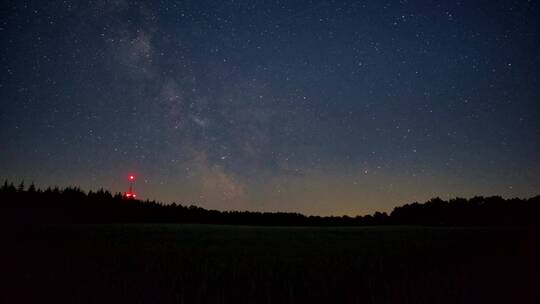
(1, 0), (539, 215)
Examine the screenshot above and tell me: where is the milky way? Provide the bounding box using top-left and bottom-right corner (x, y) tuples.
(1, 0), (539, 215)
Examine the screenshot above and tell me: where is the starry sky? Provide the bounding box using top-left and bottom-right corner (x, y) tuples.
(1, 0), (539, 215)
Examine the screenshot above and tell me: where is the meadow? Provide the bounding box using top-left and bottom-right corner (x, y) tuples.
(3, 225), (538, 303)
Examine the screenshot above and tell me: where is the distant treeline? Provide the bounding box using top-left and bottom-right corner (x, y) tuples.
(1, 181), (539, 226)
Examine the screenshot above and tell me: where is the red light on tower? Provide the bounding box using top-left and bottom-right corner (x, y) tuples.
(124, 174), (137, 199)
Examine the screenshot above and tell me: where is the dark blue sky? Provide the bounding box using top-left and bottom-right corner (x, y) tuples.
(1, 0), (539, 215)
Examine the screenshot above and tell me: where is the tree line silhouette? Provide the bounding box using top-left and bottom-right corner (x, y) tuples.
(1, 180), (539, 226)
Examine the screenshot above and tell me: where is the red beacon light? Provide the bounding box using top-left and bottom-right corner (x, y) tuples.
(124, 174), (137, 200)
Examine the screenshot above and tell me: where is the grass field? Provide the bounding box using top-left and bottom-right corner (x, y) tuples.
(3, 225), (539, 303)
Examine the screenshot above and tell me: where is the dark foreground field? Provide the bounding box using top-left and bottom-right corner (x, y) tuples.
(3, 225), (539, 304)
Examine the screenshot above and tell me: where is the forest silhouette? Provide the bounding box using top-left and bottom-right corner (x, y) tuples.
(1, 180), (539, 226)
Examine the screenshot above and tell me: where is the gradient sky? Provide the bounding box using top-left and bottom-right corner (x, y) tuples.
(1, 0), (539, 215)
